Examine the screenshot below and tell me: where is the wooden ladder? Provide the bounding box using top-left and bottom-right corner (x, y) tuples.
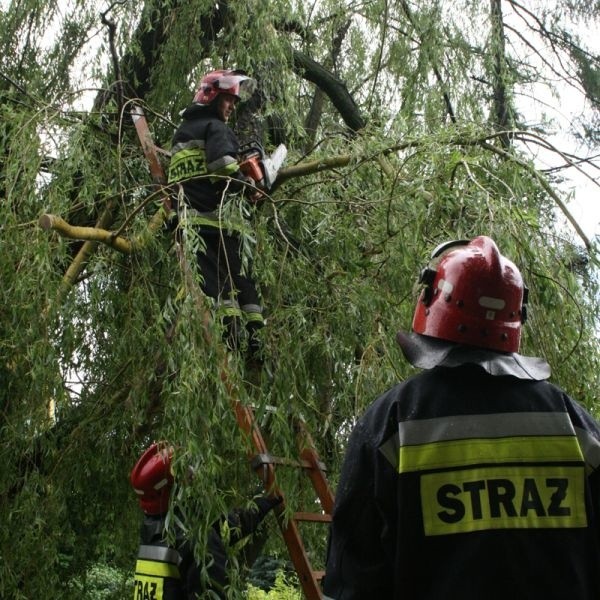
(232, 398), (334, 599)
(131, 105), (334, 599)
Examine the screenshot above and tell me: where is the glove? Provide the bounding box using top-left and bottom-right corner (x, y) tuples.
(254, 494), (283, 515)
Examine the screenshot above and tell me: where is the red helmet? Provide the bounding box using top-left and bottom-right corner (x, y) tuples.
(412, 236), (527, 353)
(193, 69), (257, 105)
(130, 442), (174, 515)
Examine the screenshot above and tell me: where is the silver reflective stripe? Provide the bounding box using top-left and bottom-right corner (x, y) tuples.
(171, 139), (206, 154)
(397, 411), (576, 446)
(241, 303), (263, 315)
(137, 544), (181, 565)
(575, 426), (600, 470)
(220, 298), (240, 310)
(379, 411), (578, 470)
(379, 433), (399, 469)
(207, 155), (237, 173)
(181, 208), (220, 221)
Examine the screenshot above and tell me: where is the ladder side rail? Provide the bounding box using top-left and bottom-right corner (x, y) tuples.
(277, 514), (324, 600)
(296, 421), (336, 515)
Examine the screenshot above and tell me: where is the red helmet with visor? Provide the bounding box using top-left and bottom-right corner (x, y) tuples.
(412, 236), (527, 353)
(130, 442), (174, 515)
(193, 69), (257, 105)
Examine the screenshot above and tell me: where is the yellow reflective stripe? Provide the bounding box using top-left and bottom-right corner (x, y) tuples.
(245, 312), (264, 323)
(207, 165), (240, 183)
(398, 435), (584, 473)
(179, 208), (249, 234)
(218, 306), (243, 318)
(181, 215), (247, 233)
(421, 465), (587, 536)
(135, 559), (180, 579)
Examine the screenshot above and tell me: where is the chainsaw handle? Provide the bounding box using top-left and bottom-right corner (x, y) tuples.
(239, 155), (265, 187)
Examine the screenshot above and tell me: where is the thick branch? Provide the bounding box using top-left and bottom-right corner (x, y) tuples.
(292, 49), (366, 132)
(275, 155), (353, 185)
(42, 130), (593, 254)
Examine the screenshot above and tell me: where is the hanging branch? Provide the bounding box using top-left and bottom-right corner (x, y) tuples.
(490, 0), (512, 147)
(100, 2), (126, 114)
(479, 139), (593, 251)
(398, 0), (457, 124)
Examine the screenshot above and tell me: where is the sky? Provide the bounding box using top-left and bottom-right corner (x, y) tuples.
(506, 5), (600, 243)
(522, 84), (600, 242)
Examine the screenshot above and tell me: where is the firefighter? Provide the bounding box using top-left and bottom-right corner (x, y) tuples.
(130, 442), (281, 600)
(168, 69), (264, 363)
(322, 236), (600, 600)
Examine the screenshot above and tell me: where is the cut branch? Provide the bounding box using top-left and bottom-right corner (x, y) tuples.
(39, 213), (133, 253)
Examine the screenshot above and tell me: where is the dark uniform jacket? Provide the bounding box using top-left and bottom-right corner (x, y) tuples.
(133, 498), (278, 600)
(323, 365), (600, 600)
(168, 104), (247, 216)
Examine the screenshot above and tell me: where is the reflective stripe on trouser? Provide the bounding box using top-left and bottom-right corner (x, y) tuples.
(218, 299), (264, 323)
(179, 205), (250, 235)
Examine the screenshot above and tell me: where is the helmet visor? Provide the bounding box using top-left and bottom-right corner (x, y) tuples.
(217, 75), (257, 101)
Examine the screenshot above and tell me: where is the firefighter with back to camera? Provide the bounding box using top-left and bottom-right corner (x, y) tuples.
(322, 235), (600, 600)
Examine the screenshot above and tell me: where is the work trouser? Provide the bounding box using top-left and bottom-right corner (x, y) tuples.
(194, 224), (264, 358)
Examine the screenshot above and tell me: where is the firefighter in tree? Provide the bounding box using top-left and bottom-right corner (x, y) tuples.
(131, 442), (280, 600)
(168, 69), (264, 363)
(323, 236), (600, 599)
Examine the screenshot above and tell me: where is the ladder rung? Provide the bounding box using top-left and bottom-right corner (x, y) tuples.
(251, 452), (327, 472)
(294, 511), (332, 523)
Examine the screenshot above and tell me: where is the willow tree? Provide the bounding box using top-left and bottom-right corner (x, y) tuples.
(1, 0), (599, 598)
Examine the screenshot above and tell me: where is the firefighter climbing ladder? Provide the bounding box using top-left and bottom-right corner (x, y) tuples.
(131, 104), (334, 600)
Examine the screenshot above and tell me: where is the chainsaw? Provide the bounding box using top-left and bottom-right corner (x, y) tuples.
(239, 141), (287, 194)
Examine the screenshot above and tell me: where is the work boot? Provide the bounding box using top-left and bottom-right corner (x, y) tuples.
(222, 315), (242, 352)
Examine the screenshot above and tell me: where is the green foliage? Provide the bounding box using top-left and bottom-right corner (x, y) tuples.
(248, 554), (295, 591)
(247, 571), (301, 599)
(69, 563), (133, 600)
(0, 1), (599, 598)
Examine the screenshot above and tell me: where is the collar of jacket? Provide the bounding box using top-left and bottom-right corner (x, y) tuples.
(179, 102), (218, 120)
(396, 331), (551, 381)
